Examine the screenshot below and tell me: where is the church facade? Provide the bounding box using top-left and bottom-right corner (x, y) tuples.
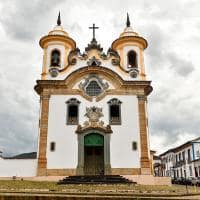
(35, 14), (153, 176)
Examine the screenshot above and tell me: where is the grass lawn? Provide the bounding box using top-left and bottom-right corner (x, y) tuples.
(0, 180), (200, 195)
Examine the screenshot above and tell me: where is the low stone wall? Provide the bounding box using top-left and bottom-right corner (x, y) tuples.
(0, 158), (37, 177)
(124, 175), (171, 186)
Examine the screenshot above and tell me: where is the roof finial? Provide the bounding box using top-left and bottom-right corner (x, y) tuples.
(57, 11), (61, 26)
(126, 13), (131, 27)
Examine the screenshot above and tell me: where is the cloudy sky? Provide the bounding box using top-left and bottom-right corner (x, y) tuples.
(0, 0), (200, 156)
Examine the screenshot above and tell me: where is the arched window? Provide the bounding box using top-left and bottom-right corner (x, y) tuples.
(51, 49), (60, 66)
(108, 98), (122, 125)
(127, 50), (137, 68)
(66, 98), (80, 125)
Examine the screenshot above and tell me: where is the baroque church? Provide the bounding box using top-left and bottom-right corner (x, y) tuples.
(35, 13), (153, 177)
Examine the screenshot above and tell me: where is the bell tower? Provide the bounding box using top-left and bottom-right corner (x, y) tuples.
(39, 12), (76, 79)
(112, 14), (147, 80)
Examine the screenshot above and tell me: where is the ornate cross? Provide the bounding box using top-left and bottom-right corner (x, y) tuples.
(89, 23), (99, 40)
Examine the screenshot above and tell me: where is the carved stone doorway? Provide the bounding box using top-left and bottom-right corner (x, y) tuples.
(76, 131), (111, 175)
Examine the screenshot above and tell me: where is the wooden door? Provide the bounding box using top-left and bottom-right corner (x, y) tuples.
(84, 146), (104, 175)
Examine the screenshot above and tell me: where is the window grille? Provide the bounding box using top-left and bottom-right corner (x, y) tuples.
(66, 98), (80, 125)
(85, 80), (102, 97)
(108, 98), (122, 125)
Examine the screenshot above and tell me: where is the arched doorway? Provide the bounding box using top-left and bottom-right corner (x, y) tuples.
(84, 133), (104, 175)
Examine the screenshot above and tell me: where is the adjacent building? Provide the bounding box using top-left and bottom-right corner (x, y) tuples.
(158, 137), (200, 178)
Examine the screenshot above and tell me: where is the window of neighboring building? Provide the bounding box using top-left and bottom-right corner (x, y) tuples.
(50, 142), (56, 152)
(176, 155), (178, 163)
(184, 170), (186, 178)
(188, 149), (191, 162)
(180, 168), (183, 177)
(189, 166), (192, 176)
(198, 166), (200, 176)
(195, 167), (198, 177)
(51, 49), (61, 66)
(108, 98), (122, 125)
(182, 151), (185, 161)
(177, 170), (179, 178)
(127, 50), (137, 68)
(179, 153), (181, 161)
(66, 98), (80, 125)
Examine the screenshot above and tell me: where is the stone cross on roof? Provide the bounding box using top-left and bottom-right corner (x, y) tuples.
(89, 23), (99, 40)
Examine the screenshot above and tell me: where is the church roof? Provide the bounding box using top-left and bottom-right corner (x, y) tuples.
(85, 38), (103, 52)
(48, 12), (68, 37)
(120, 13), (139, 37)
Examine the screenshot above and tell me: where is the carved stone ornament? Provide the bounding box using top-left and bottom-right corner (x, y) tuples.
(49, 67), (59, 77)
(68, 48), (80, 65)
(85, 106), (103, 123)
(85, 38), (103, 52)
(79, 74), (109, 97)
(112, 59), (120, 66)
(99, 48), (120, 65)
(87, 56), (101, 66)
(129, 68), (139, 78)
(107, 48), (120, 58)
(76, 106), (112, 134)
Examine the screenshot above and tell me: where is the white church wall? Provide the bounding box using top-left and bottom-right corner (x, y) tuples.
(0, 158), (37, 177)
(46, 57), (138, 81)
(109, 95), (140, 168)
(47, 96), (78, 169)
(47, 94), (140, 169)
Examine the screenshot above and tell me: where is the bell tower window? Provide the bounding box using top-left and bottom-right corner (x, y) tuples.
(108, 98), (122, 125)
(51, 49), (61, 67)
(66, 98), (80, 125)
(127, 50), (137, 68)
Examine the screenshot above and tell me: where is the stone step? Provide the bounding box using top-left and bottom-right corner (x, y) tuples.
(58, 175), (136, 184)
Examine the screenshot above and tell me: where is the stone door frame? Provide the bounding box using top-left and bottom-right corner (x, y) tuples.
(76, 130), (111, 175)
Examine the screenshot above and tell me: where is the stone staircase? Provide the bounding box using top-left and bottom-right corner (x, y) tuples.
(58, 175), (136, 184)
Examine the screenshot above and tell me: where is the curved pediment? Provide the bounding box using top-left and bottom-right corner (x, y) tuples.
(64, 66), (123, 89)
(35, 65), (152, 97)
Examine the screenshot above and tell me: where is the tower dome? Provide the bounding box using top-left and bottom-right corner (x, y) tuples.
(111, 14), (148, 80)
(39, 12), (76, 79)
(48, 25), (69, 37)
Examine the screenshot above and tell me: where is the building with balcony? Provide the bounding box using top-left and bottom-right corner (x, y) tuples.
(159, 137), (200, 179)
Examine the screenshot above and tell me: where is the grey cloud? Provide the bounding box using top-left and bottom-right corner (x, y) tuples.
(168, 53), (194, 76)
(0, 0), (65, 41)
(148, 84), (200, 151)
(144, 24), (167, 67)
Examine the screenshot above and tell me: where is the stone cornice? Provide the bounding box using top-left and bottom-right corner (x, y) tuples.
(39, 35), (76, 49)
(76, 125), (113, 134)
(34, 66), (152, 96)
(111, 36), (148, 50)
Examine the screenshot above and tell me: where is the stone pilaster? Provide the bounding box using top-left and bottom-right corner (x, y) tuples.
(37, 90), (50, 176)
(104, 134), (111, 175)
(137, 95), (151, 175)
